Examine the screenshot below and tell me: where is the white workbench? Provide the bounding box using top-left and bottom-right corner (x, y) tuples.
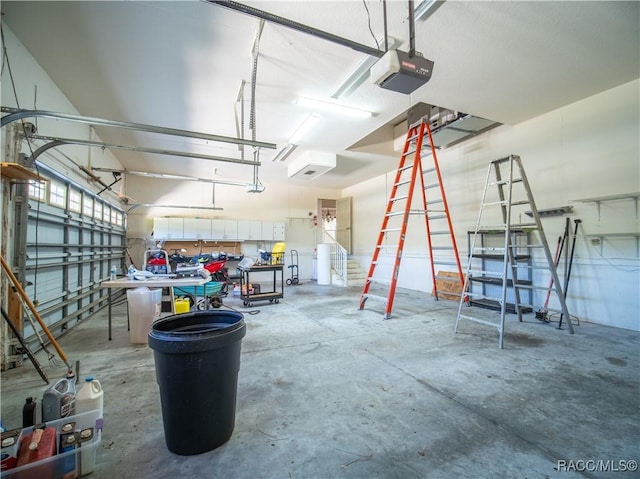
(101, 276), (211, 340)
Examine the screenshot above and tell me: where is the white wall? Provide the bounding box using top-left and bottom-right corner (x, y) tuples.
(346, 79), (640, 331)
(1, 25), (124, 192)
(125, 175), (340, 280)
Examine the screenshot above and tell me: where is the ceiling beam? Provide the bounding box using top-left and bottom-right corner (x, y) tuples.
(206, 0), (384, 59)
(1, 107), (277, 149)
(26, 135), (261, 167)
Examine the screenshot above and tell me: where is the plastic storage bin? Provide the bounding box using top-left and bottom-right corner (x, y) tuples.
(0, 409), (102, 479)
(127, 287), (162, 344)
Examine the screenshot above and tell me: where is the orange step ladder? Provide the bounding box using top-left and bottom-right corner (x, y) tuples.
(358, 120), (464, 319)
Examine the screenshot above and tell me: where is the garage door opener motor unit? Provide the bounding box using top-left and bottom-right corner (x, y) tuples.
(371, 49), (434, 95)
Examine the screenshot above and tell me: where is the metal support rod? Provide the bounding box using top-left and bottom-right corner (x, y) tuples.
(408, 0), (416, 57)
(26, 135), (262, 167)
(383, 0), (389, 52)
(91, 167), (251, 187)
(1, 107), (276, 149)
(205, 0), (384, 59)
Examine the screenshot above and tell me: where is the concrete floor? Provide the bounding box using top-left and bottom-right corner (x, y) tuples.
(1, 282), (639, 479)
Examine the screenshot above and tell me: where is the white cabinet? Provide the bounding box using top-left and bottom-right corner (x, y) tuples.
(273, 222), (285, 241)
(262, 221), (286, 241)
(183, 218), (212, 240)
(153, 217), (184, 240)
(237, 220), (262, 240)
(211, 219), (238, 240)
(211, 219), (225, 239)
(224, 220), (238, 240)
(154, 217), (284, 241)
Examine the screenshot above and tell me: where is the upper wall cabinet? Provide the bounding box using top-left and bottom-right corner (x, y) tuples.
(183, 218), (212, 240)
(211, 219), (238, 240)
(154, 218), (285, 241)
(262, 221), (286, 241)
(154, 217), (184, 239)
(237, 220), (262, 240)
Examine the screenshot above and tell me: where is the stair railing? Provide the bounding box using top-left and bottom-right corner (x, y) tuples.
(316, 226), (348, 286)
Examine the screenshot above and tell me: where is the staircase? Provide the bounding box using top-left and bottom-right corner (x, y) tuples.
(346, 259), (367, 286)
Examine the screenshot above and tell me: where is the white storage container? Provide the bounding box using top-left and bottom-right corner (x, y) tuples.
(0, 409), (102, 479)
(127, 287), (162, 344)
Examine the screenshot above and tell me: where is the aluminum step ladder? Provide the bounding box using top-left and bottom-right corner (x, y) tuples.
(358, 120), (464, 319)
(455, 154), (574, 348)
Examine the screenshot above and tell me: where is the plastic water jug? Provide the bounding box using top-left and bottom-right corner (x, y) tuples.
(42, 374), (76, 422)
(76, 377), (104, 415)
(75, 377), (104, 475)
(127, 287), (162, 344)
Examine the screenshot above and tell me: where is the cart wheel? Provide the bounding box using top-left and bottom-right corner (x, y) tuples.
(247, 303), (253, 307)
(196, 298), (207, 311)
(243, 301), (248, 306)
(275, 299), (279, 303)
(212, 297), (222, 308)
(286, 279), (292, 285)
(292, 278), (299, 284)
(269, 299), (274, 303)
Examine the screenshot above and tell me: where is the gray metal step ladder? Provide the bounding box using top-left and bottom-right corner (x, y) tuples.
(454, 154), (574, 348)
(359, 119), (464, 319)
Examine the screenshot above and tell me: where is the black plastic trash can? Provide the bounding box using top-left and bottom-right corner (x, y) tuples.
(148, 310), (246, 455)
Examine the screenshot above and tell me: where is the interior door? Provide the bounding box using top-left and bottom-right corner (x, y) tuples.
(336, 196), (352, 254)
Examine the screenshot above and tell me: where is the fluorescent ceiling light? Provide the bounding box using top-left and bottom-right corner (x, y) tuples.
(272, 143), (298, 163)
(331, 36), (401, 99)
(296, 97), (372, 118)
(414, 0), (444, 21)
(289, 113), (321, 144)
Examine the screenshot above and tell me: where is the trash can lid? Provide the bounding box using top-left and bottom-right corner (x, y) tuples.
(148, 310), (246, 354)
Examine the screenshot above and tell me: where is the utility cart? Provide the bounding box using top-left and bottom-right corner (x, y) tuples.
(286, 249), (299, 285)
(239, 263), (284, 307)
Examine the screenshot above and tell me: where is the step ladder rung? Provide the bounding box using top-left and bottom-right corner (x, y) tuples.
(511, 200), (530, 206)
(421, 167), (436, 175)
(381, 228), (402, 233)
(395, 179), (411, 188)
(391, 194), (409, 202)
(458, 314), (501, 329)
(428, 199), (444, 205)
(427, 214), (447, 220)
(402, 149), (417, 158)
(489, 178), (523, 186)
(425, 183), (440, 190)
(367, 277), (392, 286)
(468, 270), (505, 277)
(386, 211), (405, 217)
(429, 230), (451, 235)
(511, 223), (538, 228)
(432, 260), (460, 266)
(362, 293), (388, 303)
(466, 292), (503, 303)
(483, 200), (508, 207)
(430, 246), (454, 251)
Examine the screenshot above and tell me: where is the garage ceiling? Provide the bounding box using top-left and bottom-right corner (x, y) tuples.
(1, 1), (638, 191)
